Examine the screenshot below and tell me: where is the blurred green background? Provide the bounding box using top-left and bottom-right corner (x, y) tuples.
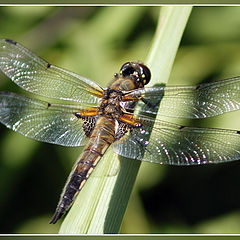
(1, 6), (240, 234)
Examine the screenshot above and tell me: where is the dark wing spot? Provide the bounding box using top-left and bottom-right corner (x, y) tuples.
(141, 98), (154, 108)
(179, 125), (185, 130)
(47, 103), (51, 108)
(195, 85), (200, 90)
(237, 131), (240, 134)
(74, 112), (81, 118)
(5, 39), (17, 45)
(46, 63), (51, 68)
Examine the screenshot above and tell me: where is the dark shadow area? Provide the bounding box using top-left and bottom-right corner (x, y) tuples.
(141, 161), (240, 231)
(0, 143), (68, 233)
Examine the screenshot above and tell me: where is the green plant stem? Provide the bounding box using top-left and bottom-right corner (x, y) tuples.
(59, 6), (192, 234)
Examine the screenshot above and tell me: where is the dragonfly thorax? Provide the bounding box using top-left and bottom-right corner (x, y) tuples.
(98, 88), (124, 119)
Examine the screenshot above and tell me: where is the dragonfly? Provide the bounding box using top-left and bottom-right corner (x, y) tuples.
(1, 39), (240, 224)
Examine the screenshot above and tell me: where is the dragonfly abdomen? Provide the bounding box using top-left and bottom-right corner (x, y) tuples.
(50, 117), (115, 224)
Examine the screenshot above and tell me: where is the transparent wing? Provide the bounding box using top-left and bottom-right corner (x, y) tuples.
(0, 39), (103, 105)
(124, 76), (240, 119)
(113, 115), (240, 165)
(0, 92), (88, 146)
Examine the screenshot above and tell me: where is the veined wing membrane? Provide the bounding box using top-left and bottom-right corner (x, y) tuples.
(113, 115), (240, 165)
(0, 92), (88, 146)
(0, 39), (103, 104)
(125, 76), (240, 119)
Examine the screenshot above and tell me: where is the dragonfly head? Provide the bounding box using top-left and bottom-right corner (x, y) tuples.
(120, 62), (151, 88)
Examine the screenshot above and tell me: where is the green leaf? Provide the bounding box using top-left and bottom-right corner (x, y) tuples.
(59, 6), (192, 234)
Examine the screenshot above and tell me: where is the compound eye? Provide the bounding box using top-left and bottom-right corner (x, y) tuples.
(120, 62), (136, 77)
(139, 64), (151, 85)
